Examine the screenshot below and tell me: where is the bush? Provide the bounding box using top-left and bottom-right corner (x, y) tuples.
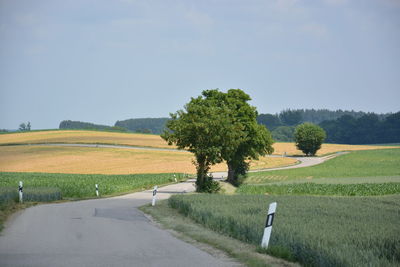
(196, 175), (221, 193)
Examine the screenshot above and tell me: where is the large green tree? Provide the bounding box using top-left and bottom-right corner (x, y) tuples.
(202, 89), (274, 186)
(162, 89), (274, 190)
(294, 123), (326, 156)
(161, 94), (229, 192)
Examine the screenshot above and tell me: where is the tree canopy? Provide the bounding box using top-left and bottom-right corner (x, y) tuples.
(162, 89), (274, 190)
(294, 123), (326, 156)
(19, 122), (31, 131)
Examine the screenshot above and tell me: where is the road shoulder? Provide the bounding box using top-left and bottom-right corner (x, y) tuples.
(140, 200), (299, 267)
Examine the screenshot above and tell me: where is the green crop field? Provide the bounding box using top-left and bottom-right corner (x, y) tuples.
(162, 148), (400, 266)
(0, 187), (62, 203)
(238, 182), (400, 196)
(246, 148), (400, 184)
(169, 194), (400, 267)
(0, 172), (185, 199)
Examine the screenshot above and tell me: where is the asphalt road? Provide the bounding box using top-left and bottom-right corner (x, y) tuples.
(0, 181), (241, 267)
(211, 152), (347, 178)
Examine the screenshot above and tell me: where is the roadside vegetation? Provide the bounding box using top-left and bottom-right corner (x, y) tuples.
(0, 187), (62, 231)
(168, 194), (400, 267)
(0, 172), (184, 199)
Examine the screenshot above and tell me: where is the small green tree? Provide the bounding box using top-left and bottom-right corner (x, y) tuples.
(294, 123), (326, 156)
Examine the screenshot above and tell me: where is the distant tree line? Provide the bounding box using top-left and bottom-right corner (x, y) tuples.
(59, 118), (169, 134)
(59, 120), (127, 132)
(256, 109), (399, 144)
(319, 112), (400, 144)
(114, 118), (170, 134)
(59, 108), (400, 144)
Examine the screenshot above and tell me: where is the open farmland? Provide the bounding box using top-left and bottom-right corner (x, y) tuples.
(0, 130), (397, 156)
(0, 145), (297, 174)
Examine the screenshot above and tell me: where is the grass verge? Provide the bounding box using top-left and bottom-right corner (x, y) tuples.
(139, 200), (299, 267)
(167, 194), (400, 267)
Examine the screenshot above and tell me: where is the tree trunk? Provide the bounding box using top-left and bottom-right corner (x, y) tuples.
(195, 155), (208, 192)
(227, 161), (235, 185)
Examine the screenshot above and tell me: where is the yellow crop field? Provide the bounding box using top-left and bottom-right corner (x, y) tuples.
(272, 142), (398, 156)
(0, 146), (297, 174)
(0, 130), (397, 158)
(0, 130), (173, 149)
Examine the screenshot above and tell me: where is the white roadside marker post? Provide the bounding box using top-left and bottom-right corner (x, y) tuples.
(151, 186), (158, 206)
(174, 174), (177, 182)
(261, 202), (277, 249)
(95, 184), (99, 197)
(18, 181), (23, 203)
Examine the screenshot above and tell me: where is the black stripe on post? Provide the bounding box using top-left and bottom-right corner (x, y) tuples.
(18, 186), (23, 193)
(265, 213), (275, 227)
(153, 189), (157, 196)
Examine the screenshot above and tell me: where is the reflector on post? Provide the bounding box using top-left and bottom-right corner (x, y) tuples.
(151, 186), (158, 206)
(261, 202), (277, 248)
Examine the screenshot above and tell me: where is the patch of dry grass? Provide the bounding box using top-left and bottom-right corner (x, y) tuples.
(0, 146), (296, 174)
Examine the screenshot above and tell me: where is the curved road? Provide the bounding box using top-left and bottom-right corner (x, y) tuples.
(0, 144), (344, 266)
(0, 181), (242, 267)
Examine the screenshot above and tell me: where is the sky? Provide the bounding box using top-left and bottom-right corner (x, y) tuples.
(0, 0), (399, 130)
